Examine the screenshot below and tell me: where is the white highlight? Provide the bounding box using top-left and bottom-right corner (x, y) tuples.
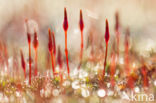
(52, 89), (59, 97)
(119, 57), (124, 64)
(154, 80), (156, 86)
(72, 80), (80, 89)
(134, 86), (140, 93)
(81, 88), (90, 98)
(97, 89), (106, 97)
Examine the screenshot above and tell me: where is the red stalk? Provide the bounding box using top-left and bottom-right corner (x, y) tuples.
(141, 65), (149, 87)
(28, 38), (31, 84)
(52, 31), (56, 67)
(20, 50), (26, 79)
(115, 12), (120, 58)
(33, 29), (39, 76)
(57, 46), (63, 81)
(127, 74), (134, 89)
(57, 46), (63, 70)
(3, 43), (8, 68)
(125, 28), (130, 75)
(78, 9), (84, 69)
(103, 19), (110, 77)
(125, 28), (134, 89)
(50, 51), (55, 76)
(25, 19), (32, 85)
(63, 8), (70, 77)
(48, 28), (55, 76)
(110, 53), (116, 87)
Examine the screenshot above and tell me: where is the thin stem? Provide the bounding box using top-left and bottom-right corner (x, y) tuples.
(29, 43), (31, 85)
(143, 75), (148, 87)
(78, 31), (83, 69)
(53, 55), (56, 68)
(50, 51), (55, 76)
(34, 49), (38, 76)
(125, 41), (129, 75)
(116, 31), (120, 58)
(57, 46), (63, 82)
(125, 28), (130, 75)
(110, 53), (116, 87)
(103, 44), (108, 77)
(65, 31), (70, 77)
(80, 31), (83, 61)
(24, 69), (26, 79)
(142, 67), (148, 87)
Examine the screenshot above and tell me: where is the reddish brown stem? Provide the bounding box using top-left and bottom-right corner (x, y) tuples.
(4, 43), (9, 69)
(65, 31), (70, 77)
(50, 51), (55, 76)
(116, 31), (120, 58)
(110, 53), (116, 87)
(125, 28), (130, 75)
(78, 31), (83, 69)
(57, 46), (63, 69)
(103, 44), (108, 77)
(127, 75), (134, 89)
(115, 12), (120, 58)
(143, 75), (148, 87)
(52, 31), (56, 68)
(33, 30), (38, 76)
(80, 31), (83, 61)
(52, 32), (56, 56)
(57, 46), (63, 82)
(28, 43), (31, 85)
(34, 49), (38, 76)
(141, 66), (149, 87)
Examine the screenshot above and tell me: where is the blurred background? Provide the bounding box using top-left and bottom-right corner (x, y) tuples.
(0, 0), (156, 61)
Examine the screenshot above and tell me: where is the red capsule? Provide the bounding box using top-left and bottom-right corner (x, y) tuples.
(48, 28), (53, 52)
(20, 50), (26, 71)
(27, 33), (31, 44)
(105, 19), (110, 44)
(79, 9), (84, 32)
(33, 29), (39, 49)
(63, 8), (68, 31)
(52, 31), (56, 55)
(25, 19), (31, 44)
(115, 12), (119, 31)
